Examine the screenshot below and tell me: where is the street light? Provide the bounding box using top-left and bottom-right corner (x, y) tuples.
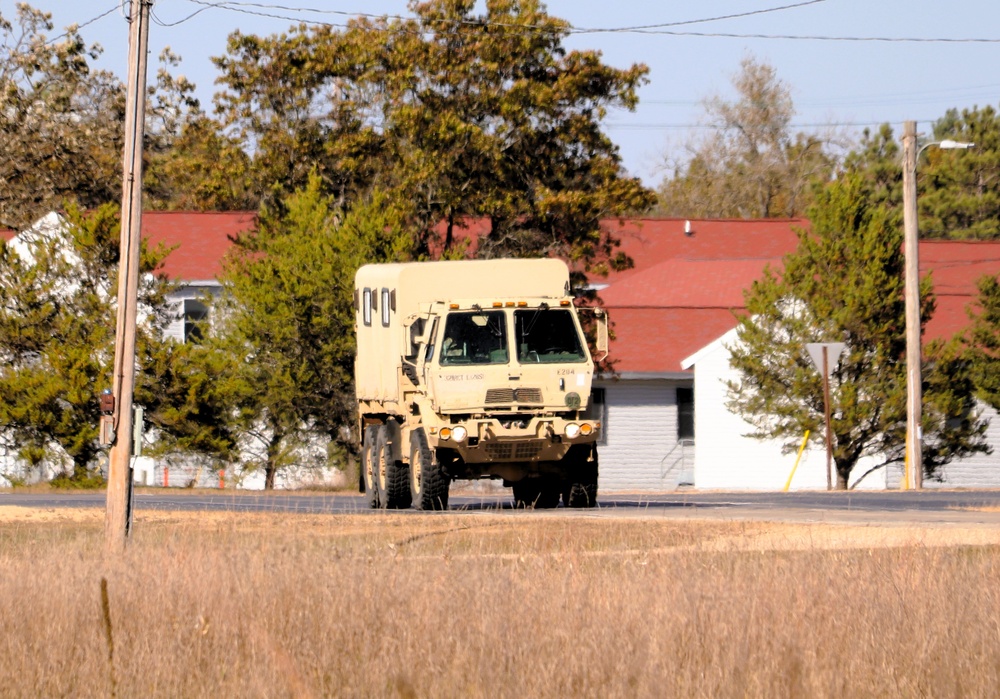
(901, 121), (974, 490)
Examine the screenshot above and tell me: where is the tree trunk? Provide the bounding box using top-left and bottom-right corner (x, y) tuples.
(836, 468), (849, 491)
(264, 430), (282, 490)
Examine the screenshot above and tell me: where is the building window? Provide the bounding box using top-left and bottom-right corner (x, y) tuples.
(183, 299), (209, 343)
(587, 387), (608, 445)
(677, 387), (694, 440)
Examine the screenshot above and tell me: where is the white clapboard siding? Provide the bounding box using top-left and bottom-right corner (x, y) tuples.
(686, 334), (826, 490)
(925, 403), (1000, 488)
(597, 379), (689, 491)
(685, 330), (1000, 490)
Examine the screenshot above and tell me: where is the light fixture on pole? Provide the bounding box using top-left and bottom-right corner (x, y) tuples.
(900, 122), (974, 491)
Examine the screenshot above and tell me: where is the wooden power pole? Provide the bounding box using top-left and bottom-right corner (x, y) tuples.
(901, 120), (923, 490)
(105, 0), (152, 553)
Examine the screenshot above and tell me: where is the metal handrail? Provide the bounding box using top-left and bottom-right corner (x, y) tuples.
(660, 438), (695, 480)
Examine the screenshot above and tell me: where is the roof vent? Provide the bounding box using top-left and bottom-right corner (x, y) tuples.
(684, 220), (693, 236)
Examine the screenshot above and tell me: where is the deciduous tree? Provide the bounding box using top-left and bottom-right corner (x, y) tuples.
(212, 0), (654, 281)
(656, 55), (835, 219)
(0, 4), (123, 229)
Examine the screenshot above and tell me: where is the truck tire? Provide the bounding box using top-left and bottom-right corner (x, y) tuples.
(375, 425), (411, 509)
(362, 425), (380, 509)
(409, 429), (449, 510)
(563, 445), (599, 508)
(512, 479), (560, 509)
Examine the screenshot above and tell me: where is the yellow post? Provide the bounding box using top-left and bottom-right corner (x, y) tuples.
(901, 445), (910, 491)
(783, 430), (811, 492)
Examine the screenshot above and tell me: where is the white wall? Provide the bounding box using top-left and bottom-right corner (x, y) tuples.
(597, 379), (691, 491)
(686, 334), (1000, 490)
(927, 402), (1000, 488)
(688, 336), (827, 490)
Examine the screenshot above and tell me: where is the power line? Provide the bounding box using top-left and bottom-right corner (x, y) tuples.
(177, 1), (1000, 43)
(605, 119), (939, 131)
(179, 0), (826, 33)
(576, 1), (827, 33)
(45, 4), (120, 45)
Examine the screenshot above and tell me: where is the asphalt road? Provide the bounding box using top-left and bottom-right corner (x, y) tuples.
(3, 489), (1000, 524)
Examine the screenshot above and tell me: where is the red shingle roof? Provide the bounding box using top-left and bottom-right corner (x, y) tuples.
(599, 258), (782, 309)
(603, 226), (1000, 375)
(142, 211), (256, 281)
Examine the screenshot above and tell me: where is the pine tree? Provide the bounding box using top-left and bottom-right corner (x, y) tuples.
(0, 206), (164, 481)
(213, 174), (411, 488)
(727, 174), (987, 488)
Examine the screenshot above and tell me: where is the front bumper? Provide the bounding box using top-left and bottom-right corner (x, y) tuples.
(428, 414), (599, 464)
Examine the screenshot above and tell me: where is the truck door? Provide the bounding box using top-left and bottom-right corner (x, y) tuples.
(415, 314), (439, 386)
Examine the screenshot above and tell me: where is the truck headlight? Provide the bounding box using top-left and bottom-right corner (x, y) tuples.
(440, 426), (467, 443)
(565, 423), (581, 439)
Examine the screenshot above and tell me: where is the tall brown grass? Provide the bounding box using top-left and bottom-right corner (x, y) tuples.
(0, 513), (998, 698)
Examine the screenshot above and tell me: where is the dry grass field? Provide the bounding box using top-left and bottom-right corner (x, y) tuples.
(1, 506), (999, 698)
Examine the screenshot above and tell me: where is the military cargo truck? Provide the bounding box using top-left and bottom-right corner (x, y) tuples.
(354, 259), (607, 510)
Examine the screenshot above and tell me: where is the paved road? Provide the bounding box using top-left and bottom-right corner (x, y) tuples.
(3, 489), (1000, 524)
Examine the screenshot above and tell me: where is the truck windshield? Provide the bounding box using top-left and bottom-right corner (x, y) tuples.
(439, 311), (509, 365)
(514, 308), (587, 363)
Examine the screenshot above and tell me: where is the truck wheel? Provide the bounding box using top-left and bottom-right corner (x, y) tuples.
(409, 429), (449, 510)
(362, 425), (380, 508)
(512, 479), (559, 509)
(563, 445), (599, 508)
(375, 425), (411, 509)
(512, 479), (539, 508)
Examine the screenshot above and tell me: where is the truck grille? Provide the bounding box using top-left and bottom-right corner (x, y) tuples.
(484, 442), (543, 460)
(485, 388), (542, 404)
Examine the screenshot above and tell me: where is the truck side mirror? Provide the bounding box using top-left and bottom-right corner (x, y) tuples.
(594, 309), (609, 362)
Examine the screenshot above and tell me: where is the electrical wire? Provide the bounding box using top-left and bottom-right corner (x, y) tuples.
(179, 0), (827, 33)
(604, 120), (936, 131)
(44, 4), (120, 45)
(177, 0), (1000, 43)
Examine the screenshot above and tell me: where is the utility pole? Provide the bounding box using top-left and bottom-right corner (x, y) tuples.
(105, 0), (152, 553)
(901, 121), (923, 490)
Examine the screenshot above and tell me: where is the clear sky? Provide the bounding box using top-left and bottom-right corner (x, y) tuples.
(24, 0), (1000, 186)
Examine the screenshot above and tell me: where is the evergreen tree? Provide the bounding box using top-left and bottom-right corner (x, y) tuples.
(214, 174), (410, 488)
(842, 123), (902, 210)
(844, 109), (1000, 240)
(922, 106), (1000, 239)
(966, 275), (1000, 410)
(727, 174), (987, 488)
(0, 205), (237, 483)
(0, 206), (164, 480)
